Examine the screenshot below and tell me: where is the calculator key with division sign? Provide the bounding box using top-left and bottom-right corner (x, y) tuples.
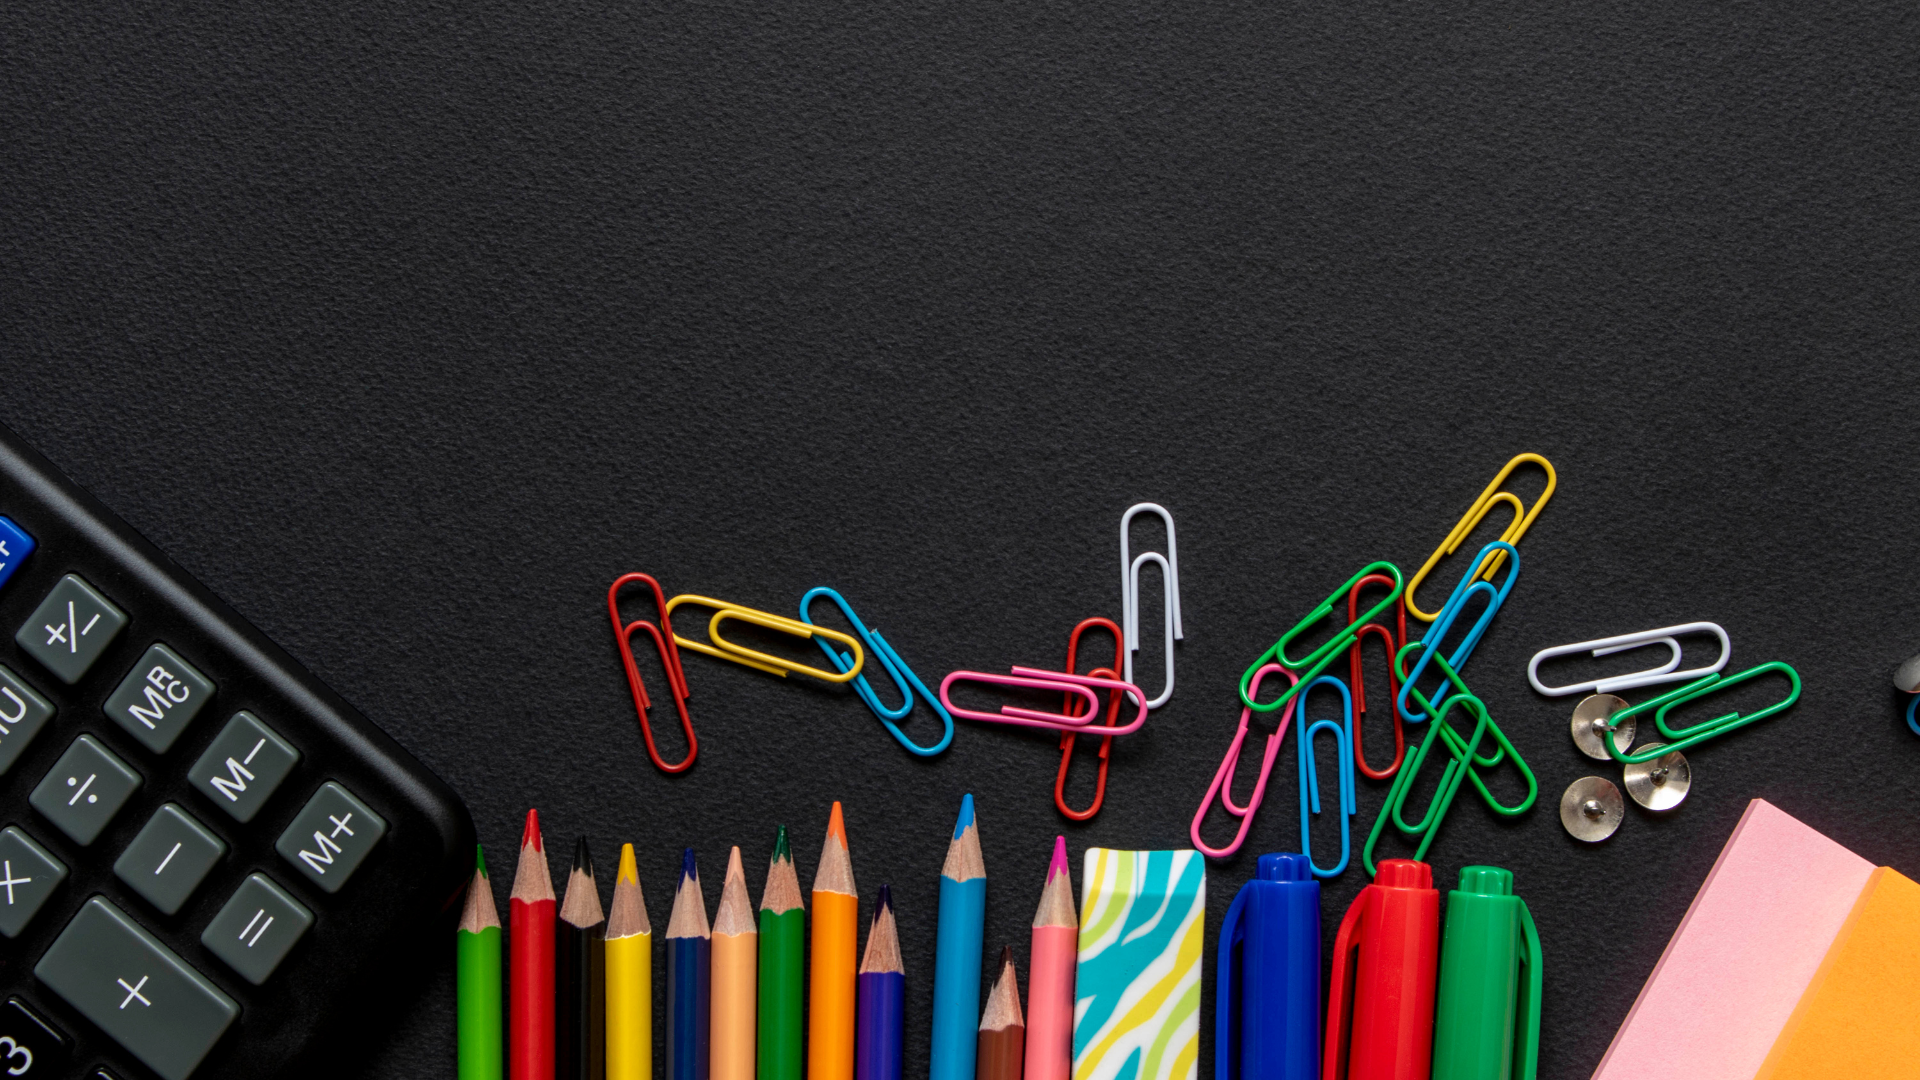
(0, 423), (473, 1078)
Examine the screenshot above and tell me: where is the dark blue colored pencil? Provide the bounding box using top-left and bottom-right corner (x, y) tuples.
(668, 848), (711, 1080)
(856, 885), (904, 1080)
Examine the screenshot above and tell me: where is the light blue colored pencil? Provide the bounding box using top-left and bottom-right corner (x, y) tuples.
(930, 794), (986, 1080)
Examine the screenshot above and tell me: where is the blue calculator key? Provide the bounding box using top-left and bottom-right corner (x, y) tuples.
(0, 517), (32, 595)
(34, 897), (238, 1080)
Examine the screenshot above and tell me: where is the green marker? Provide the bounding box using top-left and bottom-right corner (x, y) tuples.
(758, 825), (806, 1080)
(458, 845), (504, 1080)
(1432, 866), (1542, 1080)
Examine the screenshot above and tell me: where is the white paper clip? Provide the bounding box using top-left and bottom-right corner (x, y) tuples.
(1120, 503), (1182, 709)
(1526, 621), (1730, 697)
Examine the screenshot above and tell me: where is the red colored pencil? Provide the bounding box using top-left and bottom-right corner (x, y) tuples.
(511, 809), (557, 1080)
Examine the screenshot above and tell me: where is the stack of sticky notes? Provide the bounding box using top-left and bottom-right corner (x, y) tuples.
(1593, 799), (1920, 1080)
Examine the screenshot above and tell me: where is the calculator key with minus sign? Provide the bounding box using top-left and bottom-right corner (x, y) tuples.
(0, 423), (473, 1078)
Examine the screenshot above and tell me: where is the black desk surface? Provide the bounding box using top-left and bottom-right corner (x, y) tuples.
(4, 1), (1917, 1075)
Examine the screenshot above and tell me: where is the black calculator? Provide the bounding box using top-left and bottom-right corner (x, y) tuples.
(0, 423), (473, 1079)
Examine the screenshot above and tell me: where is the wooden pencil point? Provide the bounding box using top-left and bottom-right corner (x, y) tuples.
(761, 828), (804, 915)
(668, 848), (712, 939)
(461, 853), (501, 934)
(560, 837), (605, 929)
(859, 884), (903, 976)
(512, 813), (555, 904)
(714, 846), (756, 937)
(607, 842), (651, 940)
(981, 947), (1024, 1032)
(814, 803), (857, 899)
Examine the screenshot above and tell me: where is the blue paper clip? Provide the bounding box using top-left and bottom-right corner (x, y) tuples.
(1909, 695), (1920, 737)
(1297, 676), (1356, 879)
(799, 588), (954, 756)
(1396, 540), (1520, 723)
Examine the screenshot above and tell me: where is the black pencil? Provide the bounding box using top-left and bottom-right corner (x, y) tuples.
(557, 836), (607, 1080)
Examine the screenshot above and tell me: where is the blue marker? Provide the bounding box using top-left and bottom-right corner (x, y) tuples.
(0, 517), (34, 595)
(1216, 853), (1320, 1080)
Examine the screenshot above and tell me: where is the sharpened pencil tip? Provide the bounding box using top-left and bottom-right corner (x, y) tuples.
(827, 801), (847, 844)
(572, 835), (593, 877)
(877, 882), (892, 914)
(1049, 835), (1069, 878)
(476, 843), (487, 875)
(773, 824), (790, 860)
(521, 809), (542, 852)
(681, 846), (698, 883)
(954, 793), (975, 839)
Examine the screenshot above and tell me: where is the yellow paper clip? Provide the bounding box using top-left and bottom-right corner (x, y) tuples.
(665, 594), (866, 683)
(1405, 454), (1556, 622)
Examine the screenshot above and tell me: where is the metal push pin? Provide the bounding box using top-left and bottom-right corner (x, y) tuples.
(1570, 694), (1634, 761)
(1623, 742), (1691, 810)
(1560, 776), (1624, 842)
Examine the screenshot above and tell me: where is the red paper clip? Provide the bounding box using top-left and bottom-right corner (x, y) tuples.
(1055, 617), (1126, 822)
(607, 573), (698, 773)
(1347, 572), (1407, 780)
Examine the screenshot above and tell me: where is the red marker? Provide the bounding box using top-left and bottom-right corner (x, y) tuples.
(511, 809), (557, 1080)
(1322, 859), (1439, 1080)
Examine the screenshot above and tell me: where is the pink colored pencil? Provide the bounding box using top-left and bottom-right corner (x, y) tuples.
(1023, 837), (1077, 1080)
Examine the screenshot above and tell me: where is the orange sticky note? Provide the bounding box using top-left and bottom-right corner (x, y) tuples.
(1591, 799), (1874, 1080)
(1755, 866), (1920, 1079)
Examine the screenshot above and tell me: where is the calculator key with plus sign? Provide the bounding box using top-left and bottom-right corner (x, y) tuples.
(0, 423), (472, 1078)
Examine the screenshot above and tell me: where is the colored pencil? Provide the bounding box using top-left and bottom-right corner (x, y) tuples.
(759, 825), (806, 1080)
(1022, 838), (1075, 1080)
(810, 802), (859, 1080)
(855, 885), (904, 1080)
(512, 810), (557, 1080)
(932, 794), (987, 1080)
(976, 947), (1025, 1080)
(668, 849), (711, 1080)
(460, 845), (504, 1080)
(605, 843), (652, 1080)
(712, 846), (759, 1080)
(557, 838), (606, 1080)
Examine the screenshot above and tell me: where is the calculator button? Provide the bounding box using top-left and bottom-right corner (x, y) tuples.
(0, 996), (71, 1076)
(274, 782), (387, 894)
(0, 666), (55, 776)
(102, 645), (214, 755)
(33, 897), (238, 1080)
(0, 517), (32, 595)
(113, 805), (226, 917)
(14, 575), (127, 685)
(29, 737), (141, 847)
(200, 874), (312, 986)
(0, 828), (67, 939)
(186, 713), (300, 824)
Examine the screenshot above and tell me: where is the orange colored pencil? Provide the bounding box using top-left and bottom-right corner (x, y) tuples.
(809, 803), (858, 1080)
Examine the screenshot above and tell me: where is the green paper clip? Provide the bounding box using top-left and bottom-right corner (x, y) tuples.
(1601, 661), (1801, 764)
(1238, 561), (1403, 714)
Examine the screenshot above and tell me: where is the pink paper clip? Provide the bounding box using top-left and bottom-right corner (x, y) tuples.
(939, 668), (1150, 734)
(1190, 663), (1301, 858)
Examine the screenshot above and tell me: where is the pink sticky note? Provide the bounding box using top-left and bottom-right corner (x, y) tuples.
(1592, 799), (1875, 1080)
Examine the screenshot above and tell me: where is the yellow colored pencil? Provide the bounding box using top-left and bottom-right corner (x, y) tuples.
(713, 846), (759, 1080)
(605, 843), (652, 1080)
(809, 802), (859, 1080)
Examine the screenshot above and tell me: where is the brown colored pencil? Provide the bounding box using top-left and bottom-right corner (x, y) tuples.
(976, 947), (1024, 1080)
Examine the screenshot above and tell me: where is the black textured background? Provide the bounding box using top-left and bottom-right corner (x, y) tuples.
(4, 1), (1919, 1076)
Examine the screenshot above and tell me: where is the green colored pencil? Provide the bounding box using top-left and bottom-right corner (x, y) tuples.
(458, 844), (504, 1080)
(757, 825), (806, 1080)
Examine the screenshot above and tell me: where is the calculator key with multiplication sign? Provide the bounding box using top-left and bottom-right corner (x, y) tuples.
(0, 420), (472, 1077)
